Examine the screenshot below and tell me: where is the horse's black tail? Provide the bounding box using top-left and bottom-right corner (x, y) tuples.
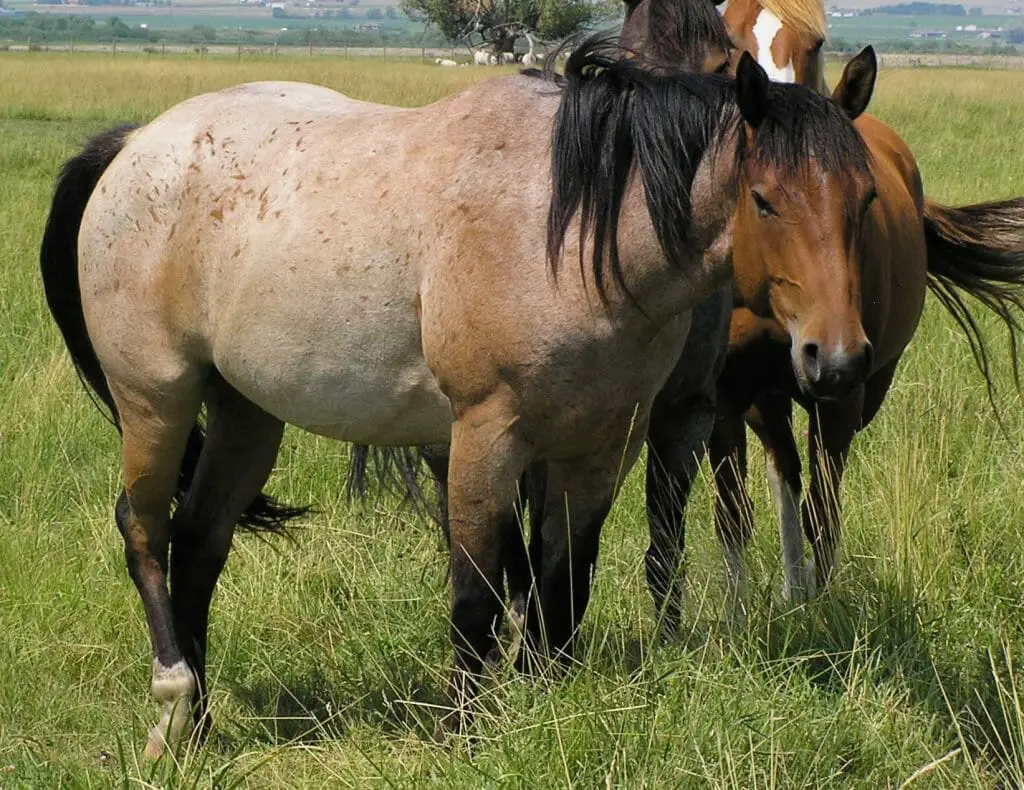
(39, 125), (305, 534)
(923, 197), (1024, 409)
(345, 445), (440, 522)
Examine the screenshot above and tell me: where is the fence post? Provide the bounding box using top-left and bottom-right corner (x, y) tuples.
(162, 42), (166, 57)
(112, 38), (117, 57)
(309, 39), (313, 57)
(383, 45), (387, 60)
(421, 46), (425, 62)
(344, 45), (348, 59)
(70, 37), (74, 55)
(274, 40), (278, 57)
(237, 44), (241, 60)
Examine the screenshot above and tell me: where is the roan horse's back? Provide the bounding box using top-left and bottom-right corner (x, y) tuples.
(78, 77), (556, 446)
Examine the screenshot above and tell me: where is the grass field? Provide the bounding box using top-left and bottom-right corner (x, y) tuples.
(1, 53), (1024, 787)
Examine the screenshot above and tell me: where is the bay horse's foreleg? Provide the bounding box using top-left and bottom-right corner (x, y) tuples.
(803, 390), (864, 589)
(438, 399), (528, 738)
(169, 378), (285, 739)
(644, 390), (716, 639)
(746, 395), (812, 602)
(709, 401), (754, 608)
(110, 380), (203, 759)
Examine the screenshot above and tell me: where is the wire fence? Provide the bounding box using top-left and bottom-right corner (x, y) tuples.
(2, 38), (1024, 69)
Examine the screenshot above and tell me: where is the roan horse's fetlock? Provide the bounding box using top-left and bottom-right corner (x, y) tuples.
(144, 660), (197, 759)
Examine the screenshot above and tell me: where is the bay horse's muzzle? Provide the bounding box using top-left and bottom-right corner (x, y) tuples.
(796, 339), (873, 400)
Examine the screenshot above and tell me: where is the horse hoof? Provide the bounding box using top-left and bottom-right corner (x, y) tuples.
(143, 738), (165, 760)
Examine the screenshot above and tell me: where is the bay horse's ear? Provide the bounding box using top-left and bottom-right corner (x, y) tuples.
(736, 51), (770, 129)
(831, 46), (877, 121)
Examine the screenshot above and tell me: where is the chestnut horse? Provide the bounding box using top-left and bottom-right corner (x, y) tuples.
(40, 39), (876, 754)
(722, 0), (829, 93)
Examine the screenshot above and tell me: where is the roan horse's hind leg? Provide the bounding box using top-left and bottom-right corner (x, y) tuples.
(169, 377), (286, 739)
(109, 378), (203, 759)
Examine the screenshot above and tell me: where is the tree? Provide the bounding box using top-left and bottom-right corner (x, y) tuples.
(402, 0), (614, 55)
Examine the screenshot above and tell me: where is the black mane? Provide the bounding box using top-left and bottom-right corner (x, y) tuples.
(541, 36), (737, 302)
(620, 0), (732, 71)
(745, 82), (871, 177)
(534, 35), (872, 303)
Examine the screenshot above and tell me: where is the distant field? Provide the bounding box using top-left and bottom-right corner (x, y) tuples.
(828, 12), (1024, 49)
(2, 53), (1024, 787)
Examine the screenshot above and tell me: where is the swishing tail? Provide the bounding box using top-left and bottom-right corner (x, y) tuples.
(924, 197), (1024, 404)
(39, 125), (305, 534)
(346, 445), (440, 523)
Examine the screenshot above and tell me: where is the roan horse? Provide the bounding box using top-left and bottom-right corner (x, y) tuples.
(39, 39), (878, 755)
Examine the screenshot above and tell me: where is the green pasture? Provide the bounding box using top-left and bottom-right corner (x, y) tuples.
(1, 54), (1024, 787)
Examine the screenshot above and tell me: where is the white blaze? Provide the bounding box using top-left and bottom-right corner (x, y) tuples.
(752, 9), (796, 83)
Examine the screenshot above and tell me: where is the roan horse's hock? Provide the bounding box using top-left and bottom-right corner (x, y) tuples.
(41, 39), (876, 756)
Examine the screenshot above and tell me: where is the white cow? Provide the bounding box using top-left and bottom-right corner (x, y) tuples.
(434, 58), (458, 67)
(473, 50), (490, 66)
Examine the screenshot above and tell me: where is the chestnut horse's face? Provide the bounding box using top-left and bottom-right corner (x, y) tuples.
(734, 47), (879, 400)
(722, 0), (828, 93)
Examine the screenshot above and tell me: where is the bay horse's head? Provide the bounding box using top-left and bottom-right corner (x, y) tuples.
(620, 0), (733, 74)
(723, 0), (829, 93)
(734, 47), (878, 400)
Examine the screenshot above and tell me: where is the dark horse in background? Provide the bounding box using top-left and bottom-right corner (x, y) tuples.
(350, 0), (742, 646)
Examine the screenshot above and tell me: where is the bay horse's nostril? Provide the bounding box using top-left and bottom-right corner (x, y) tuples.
(801, 342), (822, 383)
(861, 340), (874, 379)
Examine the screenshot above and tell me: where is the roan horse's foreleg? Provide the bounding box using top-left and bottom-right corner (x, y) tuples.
(169, 378), (286, 739)
(437, 398), (528, 739)
(110, 379), (204, 759)
(516, 450), (634, 671)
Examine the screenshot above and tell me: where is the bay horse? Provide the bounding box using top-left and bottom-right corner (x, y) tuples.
(40, 39), (877, 754)
(708, 45), (1024, 604)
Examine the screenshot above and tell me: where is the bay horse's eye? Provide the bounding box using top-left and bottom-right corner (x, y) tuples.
(752, 190), (775, 218)
(862, 186), (879, 215)
(714, 60), (730, 75)
(809, 38), (825, 54)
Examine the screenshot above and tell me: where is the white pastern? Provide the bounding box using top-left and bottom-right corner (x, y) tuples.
(752, 10), (797, 83)
(766, 458), (814, 602)
(145, 660), (196, 759)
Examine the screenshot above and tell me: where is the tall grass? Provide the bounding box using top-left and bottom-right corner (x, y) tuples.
(1, 53), (1023, 787)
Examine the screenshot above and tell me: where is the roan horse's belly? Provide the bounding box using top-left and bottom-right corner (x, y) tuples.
(209, 254), (454, 448)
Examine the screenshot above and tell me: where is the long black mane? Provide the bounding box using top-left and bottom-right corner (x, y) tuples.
(621, 0), (732, 70)
(535, 35), (872, 303)
(541, 37), (738, 302)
